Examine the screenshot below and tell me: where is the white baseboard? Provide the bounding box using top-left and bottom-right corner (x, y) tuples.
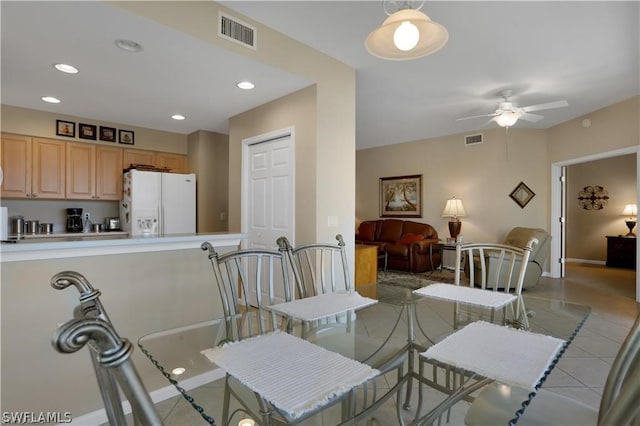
(565, 258), (606, 265)
(63, 368), (226, 425)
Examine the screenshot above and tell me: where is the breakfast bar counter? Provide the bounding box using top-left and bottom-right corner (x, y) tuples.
(1, 232), (246, 262)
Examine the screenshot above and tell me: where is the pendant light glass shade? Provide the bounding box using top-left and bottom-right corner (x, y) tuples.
(366, 8), (448, 60)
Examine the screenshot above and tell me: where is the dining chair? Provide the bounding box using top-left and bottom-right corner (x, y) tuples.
(452, 239), (538, 330)
(50, 271), (165, 426)
(464, 311), (640, 425)
(276, 234), (351, 298)
(200, 242), (379, 425)
(411, 239), (537, 423)
(276, 235), (410, 425)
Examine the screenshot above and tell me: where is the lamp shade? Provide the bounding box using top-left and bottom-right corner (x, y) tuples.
(622, 204), (637, 217)
(365, 8), (448, 60)
(442, 198), (466, 218)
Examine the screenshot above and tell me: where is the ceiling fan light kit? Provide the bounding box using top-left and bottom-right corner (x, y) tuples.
(457, 90), (569, 128)
(366, 5), (448, 60)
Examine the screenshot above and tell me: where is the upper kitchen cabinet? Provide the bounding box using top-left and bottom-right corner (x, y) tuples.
(1, 133), (65, 199)
(67, 142), (122, 200)
(123, 148), (188, 173)
(155, 152), (188, 173)
(123, 148), (155, 169)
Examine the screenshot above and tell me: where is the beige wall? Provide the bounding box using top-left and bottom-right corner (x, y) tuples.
(115, 1), (357, 251)
(356, 96), (639, 272)
(228, 85), (317, 244)
(1, 105), (187, 153)
(547, 96), (640, 163)
(567, 155), (637, 261)
(188, 130), (230, 232)
(357, 127), (549, 244)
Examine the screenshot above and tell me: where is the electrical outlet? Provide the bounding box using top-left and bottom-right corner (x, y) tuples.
(83, 212), (90, 221)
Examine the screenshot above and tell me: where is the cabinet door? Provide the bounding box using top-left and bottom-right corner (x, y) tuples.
(66, 142), (96, 199)
(1, 133), (31, 198)
(156, 152), (188, 173)
(123, 149), (155, 169)
(32, 138), (66, 199)
(96, 146), (123, 200)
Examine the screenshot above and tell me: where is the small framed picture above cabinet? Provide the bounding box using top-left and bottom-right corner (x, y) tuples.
(78, 123), (97, 140)
(99, 126), (116, 142)
(56, 120), (75, 138)
(119, 129), (134, 145)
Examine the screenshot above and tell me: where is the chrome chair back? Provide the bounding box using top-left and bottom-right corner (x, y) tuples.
(201, 242), (292, 342)
(276, 234), (350, 298)
(51, 271), (163, 426)
(453, 238), (537, 329)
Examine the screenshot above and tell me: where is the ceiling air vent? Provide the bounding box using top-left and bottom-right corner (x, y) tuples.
(218, 12), (256, 50)
(465, 133), (483, 146)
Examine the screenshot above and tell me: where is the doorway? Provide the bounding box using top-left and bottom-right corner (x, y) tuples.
(241, 127), (295, 303)
(550, 146), (640, 302)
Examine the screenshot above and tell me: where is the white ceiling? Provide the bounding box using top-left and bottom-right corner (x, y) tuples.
(2, 1), (639, 150)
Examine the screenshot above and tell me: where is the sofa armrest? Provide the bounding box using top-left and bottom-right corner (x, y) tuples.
(412, 238), (439, 254)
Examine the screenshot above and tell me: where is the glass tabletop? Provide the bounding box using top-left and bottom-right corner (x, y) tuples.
(138, 283), (590, 425)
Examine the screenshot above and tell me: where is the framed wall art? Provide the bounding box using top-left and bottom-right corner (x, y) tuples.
(78, 123), (97, 140)
(99, 126), (116, 142)
(56, 120), (75, 138)
(379, 174), (422, 217)
(510, 181), (535, 208)
(119, 129), (134, 145)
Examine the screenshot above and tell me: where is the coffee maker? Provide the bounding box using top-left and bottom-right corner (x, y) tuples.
(66, 208), (83, 233)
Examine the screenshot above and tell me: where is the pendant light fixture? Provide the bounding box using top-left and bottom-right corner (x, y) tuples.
(366, 0), (448, 60)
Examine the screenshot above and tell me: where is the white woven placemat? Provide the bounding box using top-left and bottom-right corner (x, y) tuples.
(414, 283), (516, 308)
(421, 321), (564, 390)
(201, 330), (379, 419)
(267, 291), (378, 321)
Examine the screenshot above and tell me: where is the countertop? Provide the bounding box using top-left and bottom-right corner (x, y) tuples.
(0, 232), (247, 262)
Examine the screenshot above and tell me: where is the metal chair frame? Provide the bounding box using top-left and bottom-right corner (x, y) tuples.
(202, 242), (363, 425)
(51, 271), (164, 426)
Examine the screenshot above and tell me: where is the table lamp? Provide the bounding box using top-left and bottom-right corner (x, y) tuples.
(621, 204), (637, 236)
(442, 197), (466, 240)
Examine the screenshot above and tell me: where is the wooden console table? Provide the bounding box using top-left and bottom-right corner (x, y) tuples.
(606, 236), (636, 269)
(355, 244), (377, 299)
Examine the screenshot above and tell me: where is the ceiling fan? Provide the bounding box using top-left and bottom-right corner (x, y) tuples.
(457, 90), (569, 128)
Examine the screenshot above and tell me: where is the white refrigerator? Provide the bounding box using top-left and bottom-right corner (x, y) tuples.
(120, 170), (196, 235)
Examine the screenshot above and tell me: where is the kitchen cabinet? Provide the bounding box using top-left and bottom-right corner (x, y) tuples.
(1, 133), (65, 199)
(123, 148), (188, 173)
(123, 149), (155, 168)
(155, 152), (188, 173)
(67, 142), (122, 200)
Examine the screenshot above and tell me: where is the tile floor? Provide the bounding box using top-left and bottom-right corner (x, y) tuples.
(139, 263), (639, 425)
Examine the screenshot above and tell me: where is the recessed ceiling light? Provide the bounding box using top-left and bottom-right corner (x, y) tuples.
(41, 96), (61, 104)
(54, 63), (78, 74)
(114, 39), (143, 53)
(171, 367), (186, 376)
(237, 81), (255, 90)
(171, 114), (186, 120)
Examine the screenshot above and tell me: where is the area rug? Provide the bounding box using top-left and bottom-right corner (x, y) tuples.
(377, 269), (460, 290)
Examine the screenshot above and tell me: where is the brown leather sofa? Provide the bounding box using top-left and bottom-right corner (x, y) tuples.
(356, 219), (441, 273)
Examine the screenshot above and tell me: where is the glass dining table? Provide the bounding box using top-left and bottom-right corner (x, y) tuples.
(138, 282), (590, 425)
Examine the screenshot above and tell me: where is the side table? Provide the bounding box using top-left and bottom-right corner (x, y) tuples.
(605, 235), (636, 269)
(355, 244), (378, 299)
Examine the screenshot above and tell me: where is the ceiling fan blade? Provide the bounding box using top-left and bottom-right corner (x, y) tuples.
(521, 100), (568, 113)
(456, 112), (499, 121)
(518, 112), (545, 122)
